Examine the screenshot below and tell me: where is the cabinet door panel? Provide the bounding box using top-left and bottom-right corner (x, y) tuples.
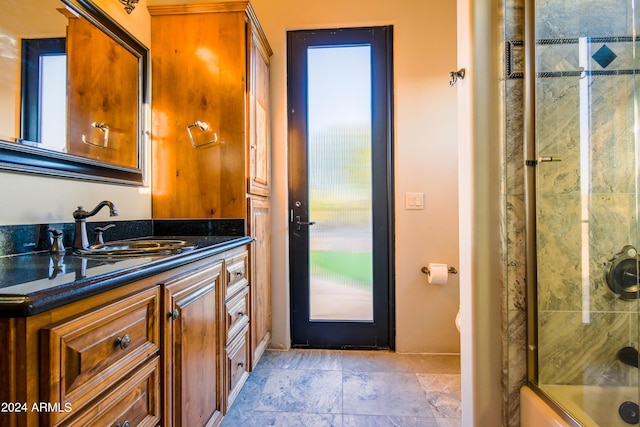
(248, 29), (271, 196)
(67, 15), (138, 168)
(248, 197), (271, 368)
(164, 262), (223, 427)
(151, 11), (246, 219)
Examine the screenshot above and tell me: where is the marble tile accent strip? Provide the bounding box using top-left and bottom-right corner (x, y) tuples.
(506, 36), (640, 79)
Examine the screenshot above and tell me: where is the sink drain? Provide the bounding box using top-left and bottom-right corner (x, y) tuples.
(619, 401), (640, 424)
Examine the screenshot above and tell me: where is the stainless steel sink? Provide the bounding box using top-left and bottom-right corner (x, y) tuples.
(77, 239), (196, 256)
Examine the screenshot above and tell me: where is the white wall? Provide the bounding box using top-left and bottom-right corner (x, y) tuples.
(248, 0), (460, 353)
(0, 173), (151, 224)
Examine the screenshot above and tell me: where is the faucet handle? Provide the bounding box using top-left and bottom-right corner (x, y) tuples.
(48, 228), (65, 253)
(48, 227), (62, 237)
(94, 224), (116, 245)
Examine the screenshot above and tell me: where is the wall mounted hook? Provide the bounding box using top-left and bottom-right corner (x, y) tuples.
(449, 68), (466, 86)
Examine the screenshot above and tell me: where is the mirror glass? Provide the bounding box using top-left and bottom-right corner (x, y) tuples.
(0, 0), (148, 184)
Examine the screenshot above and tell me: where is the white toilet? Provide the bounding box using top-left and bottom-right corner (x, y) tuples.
(455, 307), (461, 332)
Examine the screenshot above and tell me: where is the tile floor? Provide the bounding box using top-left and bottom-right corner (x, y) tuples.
(221, 349), (462, 427)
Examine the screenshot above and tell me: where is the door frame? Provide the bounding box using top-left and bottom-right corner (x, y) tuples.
(286, 26), (395, 349)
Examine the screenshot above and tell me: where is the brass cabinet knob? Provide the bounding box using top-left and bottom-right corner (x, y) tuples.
(171, 309), (179, 320)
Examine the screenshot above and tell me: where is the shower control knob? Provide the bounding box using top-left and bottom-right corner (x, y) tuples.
(605, 245), (640, 301)
(619, 401), (639, 424)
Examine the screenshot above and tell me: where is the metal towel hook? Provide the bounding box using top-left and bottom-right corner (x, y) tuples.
(449, 68), (466, 86)
(81, 122), (109, 148)
(186, 121), (219, 148)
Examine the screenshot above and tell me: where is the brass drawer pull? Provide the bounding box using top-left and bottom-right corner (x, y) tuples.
(237, 361), (245, 368)
(235, 270), (243, 277)
(116, 421), (130, 427)
(114, 334), (131, 350)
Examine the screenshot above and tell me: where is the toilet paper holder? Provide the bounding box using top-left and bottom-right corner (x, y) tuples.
(421, 265), (458, 276)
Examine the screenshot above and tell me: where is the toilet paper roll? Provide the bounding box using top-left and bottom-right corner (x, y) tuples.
(427, 263), (449, 285)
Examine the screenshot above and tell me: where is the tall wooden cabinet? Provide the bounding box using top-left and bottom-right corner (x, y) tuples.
(149, 1), (272, 371)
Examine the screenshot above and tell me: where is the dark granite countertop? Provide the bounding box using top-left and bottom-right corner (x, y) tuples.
(0, 219), (251, 317)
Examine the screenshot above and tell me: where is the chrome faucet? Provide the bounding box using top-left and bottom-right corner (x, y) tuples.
(73, 201), (118, 250)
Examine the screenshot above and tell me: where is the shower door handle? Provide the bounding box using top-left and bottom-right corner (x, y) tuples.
(525, 156), (562, 166)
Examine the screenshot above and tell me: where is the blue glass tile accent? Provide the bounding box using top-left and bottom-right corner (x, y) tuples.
(592, 45), (617, 68)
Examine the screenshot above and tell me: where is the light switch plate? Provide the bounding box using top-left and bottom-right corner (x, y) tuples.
(405, 192), (424, 210)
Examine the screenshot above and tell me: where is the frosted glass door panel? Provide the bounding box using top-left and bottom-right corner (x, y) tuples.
(307, 45), (373, 321)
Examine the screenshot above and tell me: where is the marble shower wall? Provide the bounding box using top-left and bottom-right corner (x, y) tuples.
(503, 0), (640, 424)
(503, 0), (527, 425)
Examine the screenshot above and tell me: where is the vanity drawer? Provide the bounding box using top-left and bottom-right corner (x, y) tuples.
(225, 250), (249, 298)
(225, 285), (249, 342)
(62, 357), (161, 427)
(224, 325), (250, 410)
(40, 287), (160, 426)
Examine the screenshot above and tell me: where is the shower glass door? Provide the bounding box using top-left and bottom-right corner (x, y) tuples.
(531, 0), (640, 424)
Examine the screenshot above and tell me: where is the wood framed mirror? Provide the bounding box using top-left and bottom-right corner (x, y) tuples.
(0, 0), (149, 185)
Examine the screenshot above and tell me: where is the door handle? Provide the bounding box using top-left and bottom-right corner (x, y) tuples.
(295, 216), (316, 230)
(525, 156), (562, 166)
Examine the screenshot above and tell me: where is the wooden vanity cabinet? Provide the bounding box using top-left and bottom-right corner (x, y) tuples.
(0, 245), (250, 427)
(0, 278), (164, 427)
(149, 1), (273, 372)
